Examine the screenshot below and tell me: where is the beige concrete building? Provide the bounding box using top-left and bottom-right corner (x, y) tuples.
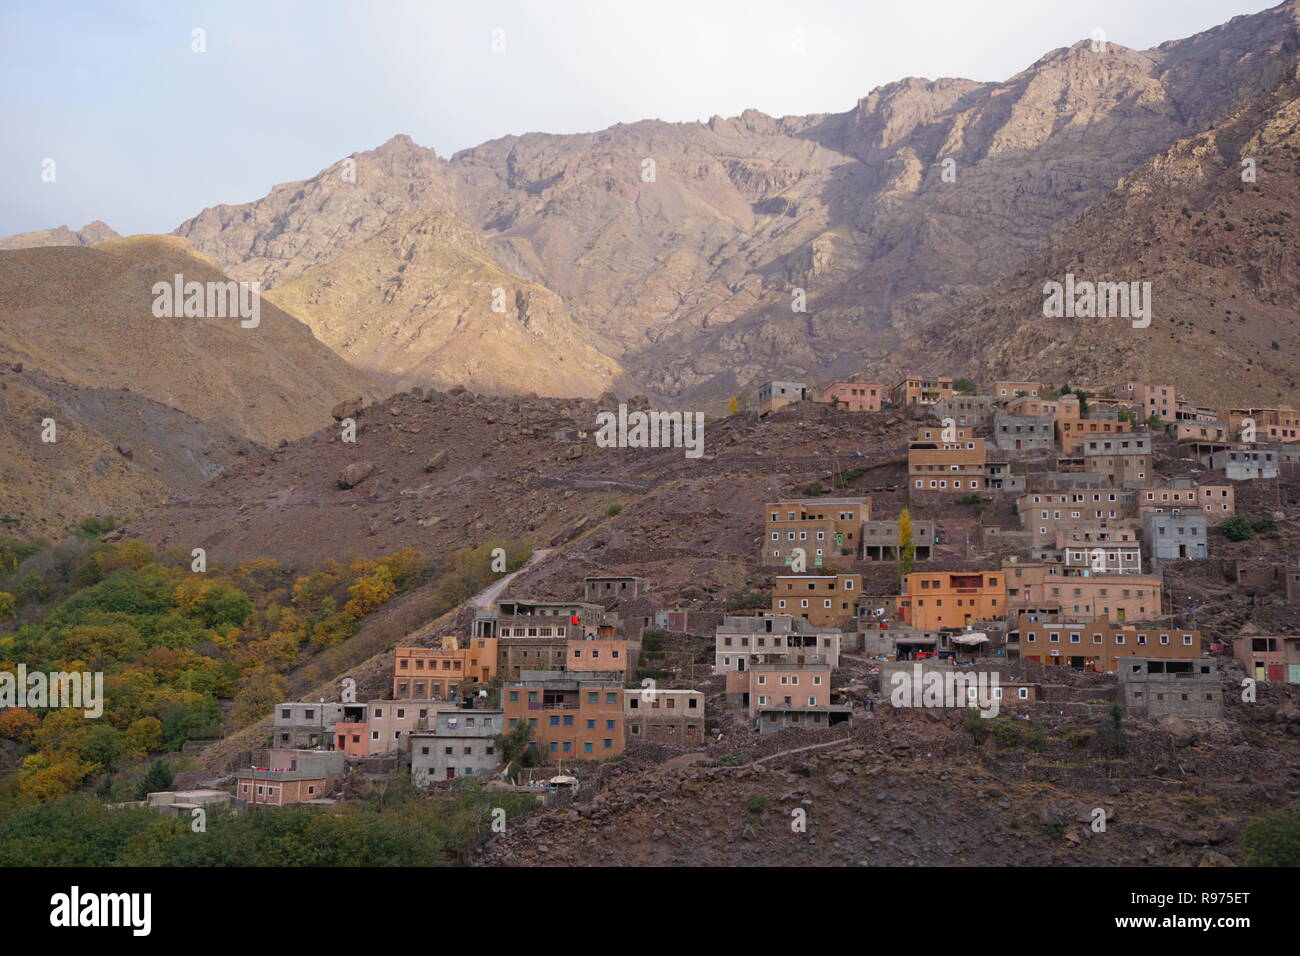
(772, 573), (862, 626)
(892, 375), (955, 406)
(1010, 614), (1200, 671)
(763, 497), (872, 566)
(1003, 559), (1161, 622)
(909, 425), (987, 493)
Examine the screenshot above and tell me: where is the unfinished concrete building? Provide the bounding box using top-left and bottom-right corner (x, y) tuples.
(861, 518), (936, 561)
(713, 613), (841, 674)
(1118, 658), (1222, 718)
(583, 575), (652, 603)
(623, 689), (705, 744)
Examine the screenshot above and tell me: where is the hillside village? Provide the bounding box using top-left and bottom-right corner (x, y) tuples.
(132, 374), (1300, 865)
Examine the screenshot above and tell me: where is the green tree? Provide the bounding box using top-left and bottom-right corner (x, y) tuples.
(161, 697), (222, 749)
(1241, 809), (1300, 866)
(135, 759), (174, 799)
(1097, 702), (1125, 757)
(953, 378), (977, 395)
(1220, 516), (1254, 542)
(962, 708), (990, 745)
(81, 724), (123, 772)
(494, 720), (534, 776)
(14, 572), (48, 605)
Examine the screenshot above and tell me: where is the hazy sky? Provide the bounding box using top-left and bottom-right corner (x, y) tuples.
(0, 0), (1274, 236)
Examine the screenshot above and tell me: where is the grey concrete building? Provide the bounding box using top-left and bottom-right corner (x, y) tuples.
(984, 460), (1027, 492)
(410, 708), (503, 785)
(758, 381), (810, 413)
(713, 613), (841, 673)
(756, 704), (852, 734)
(1118, 658), (1222, 718)
(992, 413), (1056, 452)
(1143, 511), (1208, 561)
(934, 395), (996, 428)
(861, 518), (936, 560)
(1203, 447), (1279, 480)
(1084, 435), (1153, 485)
(583, 576), (652, 603)
(859, 624), (945, 658)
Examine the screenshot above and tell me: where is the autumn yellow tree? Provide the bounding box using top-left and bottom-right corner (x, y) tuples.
(0, 708), (40, 742)
(18, 752), (94, 800)
(344, 563), (397, 617)
(232, 671), (288, 728)
(123, 716), (164, 757)
(897, 508), (915, 580)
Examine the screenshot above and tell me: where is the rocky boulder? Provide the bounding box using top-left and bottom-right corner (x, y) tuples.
(337, 461), (375, 489)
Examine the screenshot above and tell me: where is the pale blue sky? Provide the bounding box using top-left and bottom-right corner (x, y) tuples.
(0, 0), (1274, 236)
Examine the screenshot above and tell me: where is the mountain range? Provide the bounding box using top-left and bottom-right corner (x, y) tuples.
(2, 1), (1298, 535)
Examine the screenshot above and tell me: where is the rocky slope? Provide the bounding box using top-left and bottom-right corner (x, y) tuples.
(891, 60), (1300, 406)
(472, 688), (1300, 867)
(118, 389), (921, 568)
(0, 364), (253, 535)
(266, 208), (622, 397)
(161, 1), (1299, 404)
(0, 236), (380, 447)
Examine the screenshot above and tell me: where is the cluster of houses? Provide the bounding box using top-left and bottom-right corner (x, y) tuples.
(739, 375), (1296, 723)
(216, 374), (1295, 809)
(228, 587), (705, 806)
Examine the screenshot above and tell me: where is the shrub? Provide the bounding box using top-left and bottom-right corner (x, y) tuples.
(75, 516), (118, 539)
(727, 587), (766, 610)
(989, 718), (1043, 751)
(1241, 809), (1300, 866)
(1220, 516), (1253, 542)
(962, 708), (990, 745)
(641, 628), (665, 653)
(1096, 703), (1126, 757)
